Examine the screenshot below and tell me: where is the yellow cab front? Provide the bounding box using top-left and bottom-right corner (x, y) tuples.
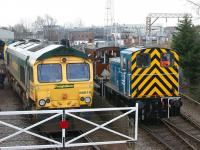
(30, 56), (93, 109)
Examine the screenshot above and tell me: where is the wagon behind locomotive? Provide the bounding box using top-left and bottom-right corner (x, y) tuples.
(85, 47), (120, 81)
(105, 47), (181, 119)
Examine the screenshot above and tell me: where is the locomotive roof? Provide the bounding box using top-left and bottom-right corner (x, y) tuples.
(121, 47), (177, 54)
(7, 40), (88, 65)
(123, 47), (141, 52)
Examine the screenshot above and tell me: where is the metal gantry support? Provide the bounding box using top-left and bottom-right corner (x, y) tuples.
(146, 13), (193, 37)
(0, 105), (138, 150)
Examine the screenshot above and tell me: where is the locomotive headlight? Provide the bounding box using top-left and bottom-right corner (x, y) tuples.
(80, 97), (85, 101)
(85, 97), (91, 103)
(39, 99), (46, 106)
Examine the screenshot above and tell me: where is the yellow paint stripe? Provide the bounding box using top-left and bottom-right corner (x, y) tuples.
(144, 48), (151, 53)
(169, 67), (178, 78)
(160, 48), (167, 53)
(160, 68), (178, 87)
(174, 90), (179, 96)
(174, 61), (179, 68)
(138, 78), (157, 97)
(172, 51), (179, 61)
(153, 59), (178, 87)
(154, 78), (171, 95)
(131, 67), (152, 88)
(131, 62), (136, 71)
(137, 69), (157, 90)
(131, 58), (161, 87)
(139, 78), (171, 97)
(131, 68), (142, 80)
(131, 52), (139, 61)
(151, 59), (160, 66)
(156, 71), (172, 89)
(132, 90), (137, 98)
(137, 68), (172, 91)
(150, 49), (160, 58)
(132, 59), (178, 90)
(148, 87), (163, 97)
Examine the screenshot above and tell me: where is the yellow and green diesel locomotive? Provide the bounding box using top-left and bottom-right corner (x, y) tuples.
(105, 47), (181, 119)
(5, 40), (93, 109)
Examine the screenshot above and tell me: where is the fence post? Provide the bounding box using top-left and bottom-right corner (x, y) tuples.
(135, 103), (138, 141)
(168, 98), (170, 119)
(62, 109), (66, 148)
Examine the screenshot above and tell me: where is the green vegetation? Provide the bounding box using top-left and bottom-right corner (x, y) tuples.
(172, 16), (200, 85)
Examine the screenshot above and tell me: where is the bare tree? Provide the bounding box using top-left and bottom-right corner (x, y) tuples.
(33, 15), (58, 41)
(13, 23), (27, 40)
(43, 15), (57, 40)
(20, 19), (33, 38)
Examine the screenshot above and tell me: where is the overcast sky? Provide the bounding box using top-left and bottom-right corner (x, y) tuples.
(0, 0), (199, 27)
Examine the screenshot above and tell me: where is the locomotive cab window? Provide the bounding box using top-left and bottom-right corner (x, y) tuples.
(120, 55), (126, 71)
(38, 64), (62, 83)
(160, 53), (173, 67)
(67, 63), (89, 82)
(136, 54), (150, 68)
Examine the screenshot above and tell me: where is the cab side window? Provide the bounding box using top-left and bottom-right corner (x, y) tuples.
(136, 54), (150, 68)
(160, 53), (173, 67)
(120, 55), (126, 71)
(29, 67), (33, 82)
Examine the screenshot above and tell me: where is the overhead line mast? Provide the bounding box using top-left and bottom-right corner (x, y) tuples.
(104, 0), (114, 43)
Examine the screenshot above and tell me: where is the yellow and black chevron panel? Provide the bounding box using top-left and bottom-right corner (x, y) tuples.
(131, 47), (179, 99)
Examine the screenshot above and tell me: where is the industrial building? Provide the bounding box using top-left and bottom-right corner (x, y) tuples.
(0, 28), (14, 41)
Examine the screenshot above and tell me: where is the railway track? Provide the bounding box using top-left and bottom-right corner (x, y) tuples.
(48, 130), (101, 150)
(141, 113), (200, 150)
(162, 114), (200, 150)
(141, 120), (195, 150)
(180, 93), (200, 105)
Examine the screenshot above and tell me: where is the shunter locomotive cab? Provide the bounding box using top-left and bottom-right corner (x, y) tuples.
(106, 47), (182, 119)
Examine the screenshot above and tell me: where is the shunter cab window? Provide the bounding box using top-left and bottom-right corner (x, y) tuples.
(120, 55), (126, 70)
(67, 63), (89, 82)
(136, 54), (150, 68)
(38, 64), (62, 83)
(160, 53), (173, 67)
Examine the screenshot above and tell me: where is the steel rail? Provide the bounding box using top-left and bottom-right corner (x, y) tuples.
(141, 120), (196, 150)
(162, 118), (200, 149)
(180, 93), (200, 105)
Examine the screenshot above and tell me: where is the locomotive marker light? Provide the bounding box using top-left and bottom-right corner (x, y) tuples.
(61, 57), (67, 63)
(80, 97), (85, 101)
(46, 98), (50, 103)
(39, 99), (46, 106)
(85, 97), (91, 103)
